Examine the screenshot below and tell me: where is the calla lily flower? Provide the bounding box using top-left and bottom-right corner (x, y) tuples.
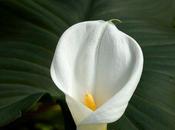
(50, 20), (143, 130)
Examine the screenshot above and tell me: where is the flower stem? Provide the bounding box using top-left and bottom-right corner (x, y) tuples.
(77, 123), (107, 130)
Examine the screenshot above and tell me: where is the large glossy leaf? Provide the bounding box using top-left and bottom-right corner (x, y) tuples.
(0, 0), (175, 129)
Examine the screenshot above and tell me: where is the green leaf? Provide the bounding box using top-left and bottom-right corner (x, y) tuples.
(0, 0), (175, 129)
(0, 0), (64, 126)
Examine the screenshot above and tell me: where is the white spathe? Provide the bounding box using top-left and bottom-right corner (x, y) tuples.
(50, 20), (143, 130)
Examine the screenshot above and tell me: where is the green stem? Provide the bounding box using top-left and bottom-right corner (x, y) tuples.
(77, 123), (107, 130)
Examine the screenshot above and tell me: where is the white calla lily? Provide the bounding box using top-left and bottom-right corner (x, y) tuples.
(50, 20), (143, 130)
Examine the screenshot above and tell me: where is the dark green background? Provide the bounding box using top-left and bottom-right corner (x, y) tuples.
(0, 0), (175, 130)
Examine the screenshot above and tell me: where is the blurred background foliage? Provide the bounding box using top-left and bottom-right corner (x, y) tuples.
(0, 0), (175, 130)
(1, 95), (65, 130)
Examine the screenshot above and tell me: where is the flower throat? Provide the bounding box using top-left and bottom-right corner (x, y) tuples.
(84, 92), (96, 111)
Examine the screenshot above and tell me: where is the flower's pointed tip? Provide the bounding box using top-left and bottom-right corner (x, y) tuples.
(108, 19), (122, 24)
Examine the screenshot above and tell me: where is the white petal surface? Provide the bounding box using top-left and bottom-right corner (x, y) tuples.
(51, 20), (107, 101)
(81, 25), (143, 124)
(50, 20), (143, 125)
(66, 95), (92, 125)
